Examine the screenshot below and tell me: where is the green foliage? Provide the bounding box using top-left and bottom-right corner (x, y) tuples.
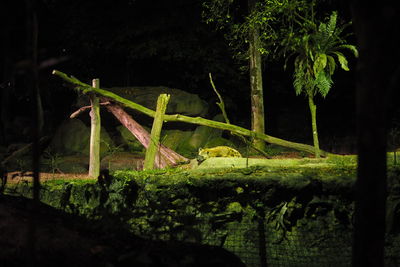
(326, 155), (357, 167)
(289, 11), (358, 99)
(388, 127), (400, 164)
(285, 10), (358, 157)
(12, 166), (400, 265)
(202, 0), (317, 62)
(42, 149), (62, 175)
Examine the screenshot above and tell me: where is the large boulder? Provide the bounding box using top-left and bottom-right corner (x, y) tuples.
(187, 114), (225, 149)
(161, 129), (193, 151)
(49, 119), (114, 157)
(75, 86), (209, 117)
(115, 125), (146, 152)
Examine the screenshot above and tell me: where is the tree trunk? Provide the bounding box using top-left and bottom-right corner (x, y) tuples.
(308, 95), (320, 158)
(351, 2), (399, 267)
(144, 94), (170, 170)
(248, 0), (265, 151)
(89, 79), (101, 178)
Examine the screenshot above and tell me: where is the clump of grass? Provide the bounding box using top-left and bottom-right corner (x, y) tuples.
(326, 155), (357, 167)
(42, 149), (63, 177)
(388, 127), (400, 165)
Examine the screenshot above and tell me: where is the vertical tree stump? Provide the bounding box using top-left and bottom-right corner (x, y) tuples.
(89, 78), (101, 178)
(144, 94), (170, 170)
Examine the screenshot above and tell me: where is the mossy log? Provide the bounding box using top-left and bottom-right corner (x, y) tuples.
(52, 70), (331, 157)
(144, 94), (170, 170)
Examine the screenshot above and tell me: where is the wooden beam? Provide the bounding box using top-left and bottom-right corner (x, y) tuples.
(144, 94), (170, 170)
(88, 78), (101, 178)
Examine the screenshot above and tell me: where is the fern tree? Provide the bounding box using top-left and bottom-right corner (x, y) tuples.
(291, 11), (358, 157)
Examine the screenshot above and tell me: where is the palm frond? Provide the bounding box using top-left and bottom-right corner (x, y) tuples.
(326, 55), (336, 75)
(314, 71), (333, 98)
(333, 51), (349, 71)
(289, 10), (357, 100)
(293, 69), (305, 96)
(293, 57), (306, 95)
(337, 44), (359, 58)
(315, 11), (337, 48)
(326, 11), (338, 36)
(313, 53), (327, 75)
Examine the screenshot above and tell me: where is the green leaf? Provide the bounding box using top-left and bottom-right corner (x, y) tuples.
(293, 65), (305, 96)
(334, 51), (349, 71)
(338, 44), (359, 58)
(326, 55), (336, 76)
(308, 50), (314, 61)
(313, 53), (327, 75)
(326, 11), (337, 35)
(315, 71), (333, 97)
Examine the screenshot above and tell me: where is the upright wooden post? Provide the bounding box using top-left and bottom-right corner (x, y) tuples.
(89, 78), (101, 178)
(144, 94), (170, 170)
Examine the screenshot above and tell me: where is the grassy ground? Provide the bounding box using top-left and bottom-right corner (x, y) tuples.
(5, 151), (400, 186)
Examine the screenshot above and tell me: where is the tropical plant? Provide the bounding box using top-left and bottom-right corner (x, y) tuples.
(42, 149), (63, 177)
(203, 0), (316, 152)
(289, 11), (358, 157)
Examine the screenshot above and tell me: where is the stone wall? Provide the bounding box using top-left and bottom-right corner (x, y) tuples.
(10, 168), (400, 266)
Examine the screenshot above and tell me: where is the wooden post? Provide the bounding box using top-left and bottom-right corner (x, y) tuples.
(144, 94), (170, 170)
(89, 78), (101, 178)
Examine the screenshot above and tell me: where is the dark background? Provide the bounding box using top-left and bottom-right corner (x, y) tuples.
(1, 0), (397, 153)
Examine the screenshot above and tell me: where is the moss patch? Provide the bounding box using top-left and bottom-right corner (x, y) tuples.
(5, 162), (400, 266)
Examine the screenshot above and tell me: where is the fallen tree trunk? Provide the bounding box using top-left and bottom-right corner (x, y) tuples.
(69, 100), (188, 168)
(53, 70), (331, 157)
(104, 103), (188, 168)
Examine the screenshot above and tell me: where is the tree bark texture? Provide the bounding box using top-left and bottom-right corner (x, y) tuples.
(308, 95), (320, 158)
(53, 70), (330, 157)
(89, 79), (101, 178)
(351, 2), (400, 267)
(144, 94), (170, 170)
(248, 0), (266, 151)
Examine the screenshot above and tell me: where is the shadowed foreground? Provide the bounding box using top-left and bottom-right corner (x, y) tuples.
(0, 195), (245, 267)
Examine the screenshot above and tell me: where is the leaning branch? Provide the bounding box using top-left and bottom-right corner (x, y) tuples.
(209, 73), (230, 124)
(53, 70), (331, 157)
(70, 101), (110, 118)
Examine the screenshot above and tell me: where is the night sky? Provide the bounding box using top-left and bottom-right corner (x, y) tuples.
(0, 0), (397, 152)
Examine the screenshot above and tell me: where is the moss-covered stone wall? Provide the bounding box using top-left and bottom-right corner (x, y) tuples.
(9, 166), (400, 267)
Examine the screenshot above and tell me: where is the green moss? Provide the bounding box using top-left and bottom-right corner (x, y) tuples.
(6, 163), (399, 266)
